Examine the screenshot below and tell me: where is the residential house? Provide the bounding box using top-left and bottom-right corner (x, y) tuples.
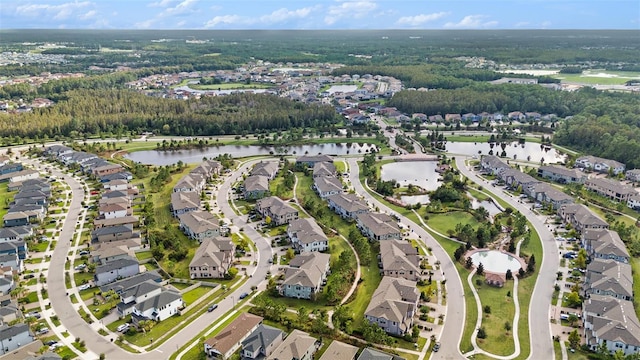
(312, 162), (337, 178)
(189, 238), (234, 279)
(357, 348), (405, 360)
(92, 164), (124, 178)
(319, 341), (358, 360)
(583, 295), (640, 356)
(485, 273), (506, 287)
(191, 160), (222, 179)
(557, 204), (609, 233)
(0, 253), (20, 273)
(92, 224), (135, 243)
(251, 161), (279, 180)
(173, 173), (206, 193)
(582, 229), (629, 263)
(3, 212), (33, 227)
(98, 203), (129, 219)
(365, 276), (419, 335)
(204, 313), (263, 358)
(428, 115), (443, 123)
(526, 183), (574, 209)
(92, 244), (135, 265)
(356, 213), (401, 241)
(575, 156), (625, 175)
(585, 178), (638, 203)
(267, 329), (319, 360)
(170, 191), (200, 216)
(287, 218), (328, 253)
(480, 155), (510, 176)
(25, 352), (62, 360)
(116, 280), (163, 317)
(627, 193), (640, 210)
(94, 256), (140, 286)
(0, 226), (32, 243)
(131, 289), (183, 324)
(99, 271), (162, 294)
(0, 323), (34, 355)
(0, 163), (23, 176)
(444, 114), (461, 122)
(103, 179), (130, 192)
(0, 241), (27, 261)
(327, 193), (369, 219)
(0, 170), (39, 184)
(255, 197), (299, 226)
(241, 324), (285, 359)
(537, 165), (587, 184)
(0, 302), (21, 325)
(93, 216), (139, 229)
(507, 111), (526, 121)
(500, 169), (538, 190)
(244, 175), (270, 200)
(296, 155), (334, 167)
(379, 240), (421, 281)
(313, 176), (343, 199)
(585, 259), (633, 301)
(178, 211), (220, 241)
(280, 252), (331, 299)
(625, 169), (640, 183)
(0, 269), (15, 295)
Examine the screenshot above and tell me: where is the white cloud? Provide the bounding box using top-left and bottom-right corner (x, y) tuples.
(325, 0), (378, 25)
(135, 19), (156, 29)
(15, 1), (93, 20)
(444, 15), (498, 29)
(204, 15), (245, 28)
(79, 10), (97, 20)
(149, 0), (178, 8)
(259, 7), (316, 24)
(396, 12), (449, 27)
(160, 0), (198, 17)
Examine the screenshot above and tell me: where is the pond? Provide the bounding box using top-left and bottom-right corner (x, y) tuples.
(380, 161), (441, 192)
(470, 250), (523, 274)
(326, 85), (358, 94)
(470, 198), (503, 217)
(125, 143), (378, 165)
(400, 194), (431, 205)
(445, 141), (565, 164)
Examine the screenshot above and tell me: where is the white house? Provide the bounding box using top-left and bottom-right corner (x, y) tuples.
(131, 290), (183, 324)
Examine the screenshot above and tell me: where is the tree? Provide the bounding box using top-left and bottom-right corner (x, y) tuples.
(226, 267), (239, 279)
(297, 306), (309, 327)
(505, 269), (513, 280)
(465, 257), (473, 269)
(286, 248), (295, 261)
(568, 329), (580, 349)
(264, 216), (272, 226)
(566, 291), (582, 308)
(484, 305), (491, 314)
(477, 262), (484, 276)
(477, 326), (487, 339)
(567, 313), (579, 327)
(504, 321), (512, 332)
(575, 249), (587, 269)
(138, 320), (156, 334)
(527, 254), (536, 273)
(361, 321), (391, 345)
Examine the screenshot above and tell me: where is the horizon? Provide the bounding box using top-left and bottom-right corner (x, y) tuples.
(1, 0), (639, 30)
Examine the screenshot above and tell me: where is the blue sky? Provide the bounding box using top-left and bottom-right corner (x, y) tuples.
(1, 0), (639, 30)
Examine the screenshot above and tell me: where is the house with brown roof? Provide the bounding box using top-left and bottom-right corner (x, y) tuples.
(170, 191), (200, 216)
(557, 204), (609, 233)
(312, 162), (337, 178)
(313, 176), (343, 199)
(178, 211), (220, 241)
(356, 213), (401, 241)
(189, 237), (234, 279)
(256, 197), (299, 226)
(537, 165), (586, 184)
(251, 161), (279, 180)
(287, 218), (328, 253)
(585, 178), (638, 203)
(204, 313), (263, 359)
(280, 252), (330, 300)
(379, 240), (420, 281)
(267, 329), (319, 360)
(485, 273), (506, 287)
(319, 340), (358, 360)
(244, 175), (270, 200)
(582, 229), (629, 263)
(365, 276), (418, 335)
(327, 193), (369, 219)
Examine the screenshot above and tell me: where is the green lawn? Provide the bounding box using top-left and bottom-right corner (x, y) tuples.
(269, 176), (294, 200)
(29, 241), (50, 253)
(474, 275), (516, 355)
(426, 211), (481, 237)
(553, 70), (640, 85)
(189, 82), (273, 90)
(0, 182), (16, 221)
(182, 286), (211, 306)
(135, 251), (154, 261)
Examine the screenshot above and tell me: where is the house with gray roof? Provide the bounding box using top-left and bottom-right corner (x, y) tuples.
(585, 259), (633, 301)
(327, 193), (369, 219)
(0, 323), (34, 355)
(241, 324), (285, 359)
(280, 252), (330, 300)
(480, 155), (510, 176)
(251, 161), (279, 180)
(583, 295), (640, 355)
(625, 169), (640, 183)
(0, 302), (22, 325)
(25, 352), (62, 360)
(575, 156), (625, 175)
(131, 289), (183, 324)
(92, 224), (136, 243)
(256, 197), (299, 226)
(365, 276), (418, 336)
(99, 271), (162, 294)
(558, 204), (609, 233)
(267, 329), (319, 360)
(313, 176), (343, 199)
(117, 280), (163, 317)
(500, 168), (538, 190)
(191, 160), (222, 179)
(0, 226), (32, 242)
(287, 218), (328, 253)
(244, 175), (270, 200)
(526, 183), (574, 209)
(312, 162), (337, 178)
(585, 178), (638, 203)
(170, 191), (200, 216)
(94, 256), (140, 286)
(173, 173), (206, 193)
(582, 229), (629, 263)
(178, 211), (220, 241)
(296, 155), (333, 167)
(379, 240), (421, 281)
(356, 213), (401, 241)
(357, 347), (405, 360)
(319, 340), (358, 360)
(189, 238), (235, 279)
(538, 165), (586, 184)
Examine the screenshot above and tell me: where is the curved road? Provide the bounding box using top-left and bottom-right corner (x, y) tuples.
(42, 157), (273, 359)
(456, 157), (558, 360)
(346, 158), (466, 360)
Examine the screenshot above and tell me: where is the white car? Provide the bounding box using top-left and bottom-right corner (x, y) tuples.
(117, 323), (130, 332)
(78, 284), (91, 291)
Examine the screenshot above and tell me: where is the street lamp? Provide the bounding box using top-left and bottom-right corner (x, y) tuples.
(231, 295), (235, 310)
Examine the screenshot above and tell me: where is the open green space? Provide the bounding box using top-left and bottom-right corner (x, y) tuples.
(182, 286), (211, 305)
(474, 275), (516, 355)
(0, 182), (16, 221)
(553, 69), (640, 85)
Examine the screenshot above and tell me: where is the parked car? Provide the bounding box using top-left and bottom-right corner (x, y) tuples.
(35, 327), (49, 335)
(239, 292), (249, 300)
(433, 342), (441, 352)
(78, 284), (91, 291)
(26, 312), (41, 319)
(117, 323), (130, 332)
(45, 340), (57, 346)
(74, 264), (87, 271)
(23, 274), (35, 280)
(207, 304), (218, 312)
(79, 250), (90, 256)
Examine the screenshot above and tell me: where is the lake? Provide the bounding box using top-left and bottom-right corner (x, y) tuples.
(445, 141), (565, 164)
(125, 143), (378, 165)
(380, 161), (441, 191)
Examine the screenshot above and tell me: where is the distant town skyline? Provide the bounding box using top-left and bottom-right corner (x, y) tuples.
(1, 0), (639, 30)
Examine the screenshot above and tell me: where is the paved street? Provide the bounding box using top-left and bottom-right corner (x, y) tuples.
(456, 157), (559, 360)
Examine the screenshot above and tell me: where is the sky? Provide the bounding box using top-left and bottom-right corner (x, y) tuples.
(1, 0), (639, 30)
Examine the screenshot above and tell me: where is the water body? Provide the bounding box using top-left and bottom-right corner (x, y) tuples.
(470, 250), (522, 274)
(125, 143), (378, 165)
(445, 141), (565, 164)
(174, 85), (274, 96)
(470, 198), (502, 217)
(326, 85), (358, 94)
(400, 194), (431, 205)
(380, 161), (441, 192)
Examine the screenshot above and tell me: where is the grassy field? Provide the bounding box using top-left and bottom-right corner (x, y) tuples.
(425, 211), (481, 237)
(553, 69), (640, 85)
(182, 286), (211, 306)
(0, 182), (16, 221)
(474, 275), (516, 355)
